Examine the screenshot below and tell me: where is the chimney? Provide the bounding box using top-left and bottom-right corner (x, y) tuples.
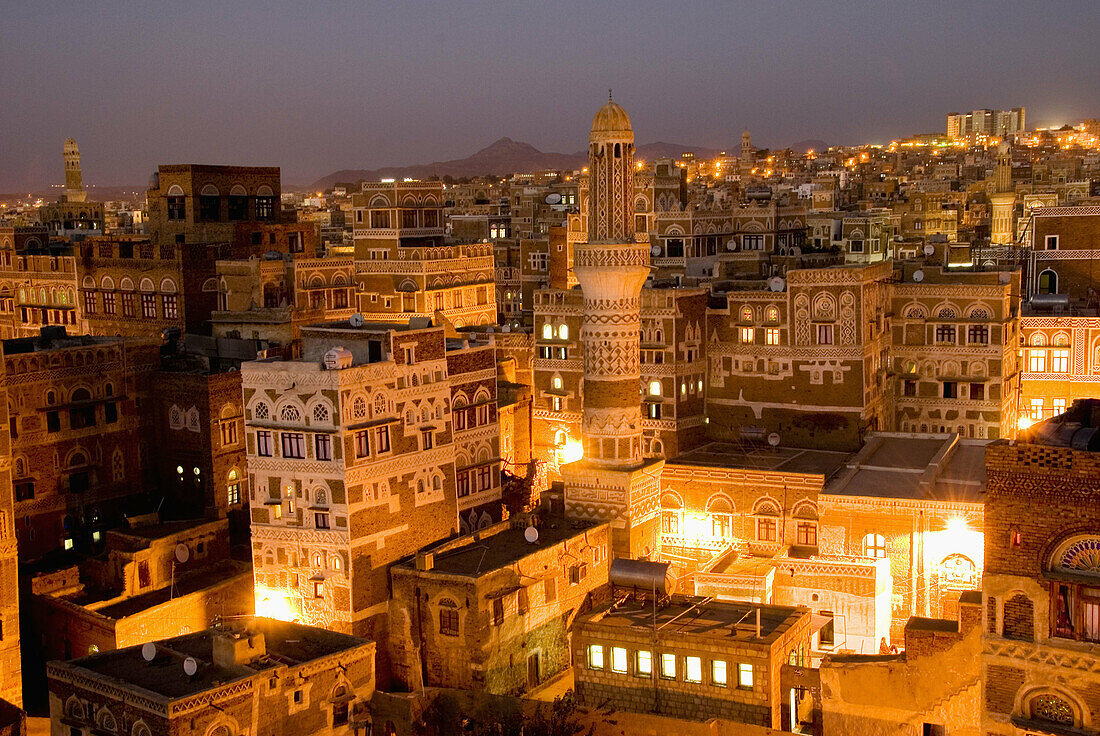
(212, 631), (266, 668)
(415, 552), (434, 571)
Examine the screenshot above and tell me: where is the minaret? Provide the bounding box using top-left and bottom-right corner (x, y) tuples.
(990, 142), (1015, 244)
(563, 96), (662, 559)
(63, 138), (87, 203)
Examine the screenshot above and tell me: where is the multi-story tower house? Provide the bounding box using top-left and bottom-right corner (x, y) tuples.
(350, 182), (496, 328)
(0, 345), (20, 707)
(982, 401), (1100, 735)
(5, 329), (159, 560)
(890, 265), (1021, 440)
(243, 319), (500, 681)
(561, 98), (663, 559)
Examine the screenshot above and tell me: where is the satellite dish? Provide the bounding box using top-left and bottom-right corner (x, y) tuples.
(726, 239), (737, 251)
(923, 244), (936, 256)
(183, 657), (198, 676)
(913, 270), (925, 282)
(767, 277), (786, 292)
(650, 244), (661, 257)
(767, 432), (782, 447)
(524, 526), (539, 544)
(545, 193), (562, 205)
(348, 313), (365, 328)
(141, 643), (156, 662)
(998, 272), (1011, 284)
(175, 544), (190, 564)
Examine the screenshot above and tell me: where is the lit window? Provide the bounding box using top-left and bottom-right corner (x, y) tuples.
(740, 327), (754, 344)
(1030, 398), (1045, 420)
(558, 324), (569, 340)
(738, 663), (754, 689)
(660, 653), (676, 679)
(541, 323), (552, 340)
(552, 376), (562, 390)
(685, 656), (702, 683)
(636, 650), (652, 676)
(1051, 349), (1069, 373)
(863, 533), (887, 558)
(588, 644), (604, 669)
(765, 328), (780, 345)
(611, 647), (628, 673)
(649, 380), (662, 396)
(1028, 350), (1047, 373)
(1053, 398), (1067, 415)
(712, 660), (727, 686)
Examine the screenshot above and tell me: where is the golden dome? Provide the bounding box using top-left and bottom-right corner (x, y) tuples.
(591, 97), (632, 134)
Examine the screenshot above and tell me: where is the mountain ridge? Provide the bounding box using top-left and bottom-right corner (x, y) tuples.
(305, 137), (724, 191)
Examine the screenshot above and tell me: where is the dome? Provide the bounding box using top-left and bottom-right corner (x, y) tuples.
(591, 98), (632, 134)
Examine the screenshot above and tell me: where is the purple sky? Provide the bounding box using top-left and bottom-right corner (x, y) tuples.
(2, 0), (1098, 191)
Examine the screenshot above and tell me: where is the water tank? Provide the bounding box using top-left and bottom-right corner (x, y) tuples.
(610, 558), (675, 597)
(323, 347), (353, 370)
(1029, 293), (1069, 309)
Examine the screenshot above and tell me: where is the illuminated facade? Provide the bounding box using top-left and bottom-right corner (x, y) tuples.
(243, 319), (500, 682)
(350, 182), (496, 328)
(560, 97), (663, 559)
(983, 403), (1100, 735)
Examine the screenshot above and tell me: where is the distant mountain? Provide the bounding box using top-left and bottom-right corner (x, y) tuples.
(306, 138), (722, 191)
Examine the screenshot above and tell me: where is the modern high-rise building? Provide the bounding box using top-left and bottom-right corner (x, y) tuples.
(947, 108), (1026, 138)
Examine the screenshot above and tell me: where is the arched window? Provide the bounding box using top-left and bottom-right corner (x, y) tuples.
(279, 405), (301, 422)
(740, 306), (753, 322)
(648, 380), (662, 396)
(373, 393), (387, 416)
(766, 306), (779, 323)
(1029, 693), (1076, 727)
(439, 598), (459, 636)
(432, 474), (443, 491)
(552, 376), (562, 390)
(661, 492), (683, 535)
(330, 554), (341, 571)
(253, 402), (270, 420)
(416, 479), (425, 495)
(1038, 269), (1058, 295)
(312, 403), (330, 423)
(541, 323), (553, 340)
(862, 533), (887, 558)
(352, 397), (367, 420)
(1003, 593), (1034, 641)
(558, 324), (569, 340)
(314, 489), (328, 506)
(706, 495), (734, 539)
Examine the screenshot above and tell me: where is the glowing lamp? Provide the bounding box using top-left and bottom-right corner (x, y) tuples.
(255, 585), (298, 622)
(1017, 415), (1035, 431)
(561, 439), (584, 464)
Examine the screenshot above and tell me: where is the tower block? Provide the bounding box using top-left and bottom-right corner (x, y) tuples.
(63, 138), (86, 203)
(563, 97), (663, 560)
(990, 142), (1015, 245)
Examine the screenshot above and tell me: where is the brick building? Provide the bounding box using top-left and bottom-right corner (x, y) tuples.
(388, 516), (610, 694)
(47, 618), (376, 736)
(243, 319), (502, 683)
(982, 400), (1100, 735)
(573, 595), (810, 729)
(5, 329), (160, 560)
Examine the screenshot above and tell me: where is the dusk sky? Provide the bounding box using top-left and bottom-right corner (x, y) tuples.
(3, 0), (1099, 192)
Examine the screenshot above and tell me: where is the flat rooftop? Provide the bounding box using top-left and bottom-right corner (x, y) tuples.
(579, 596), (805, 646)
(824, 433), (987, 503)
(56, 618), (367, 700)
(669, 442), (850, 478)
(397, 520), (599, 577)
(77, 560), (249, 617)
